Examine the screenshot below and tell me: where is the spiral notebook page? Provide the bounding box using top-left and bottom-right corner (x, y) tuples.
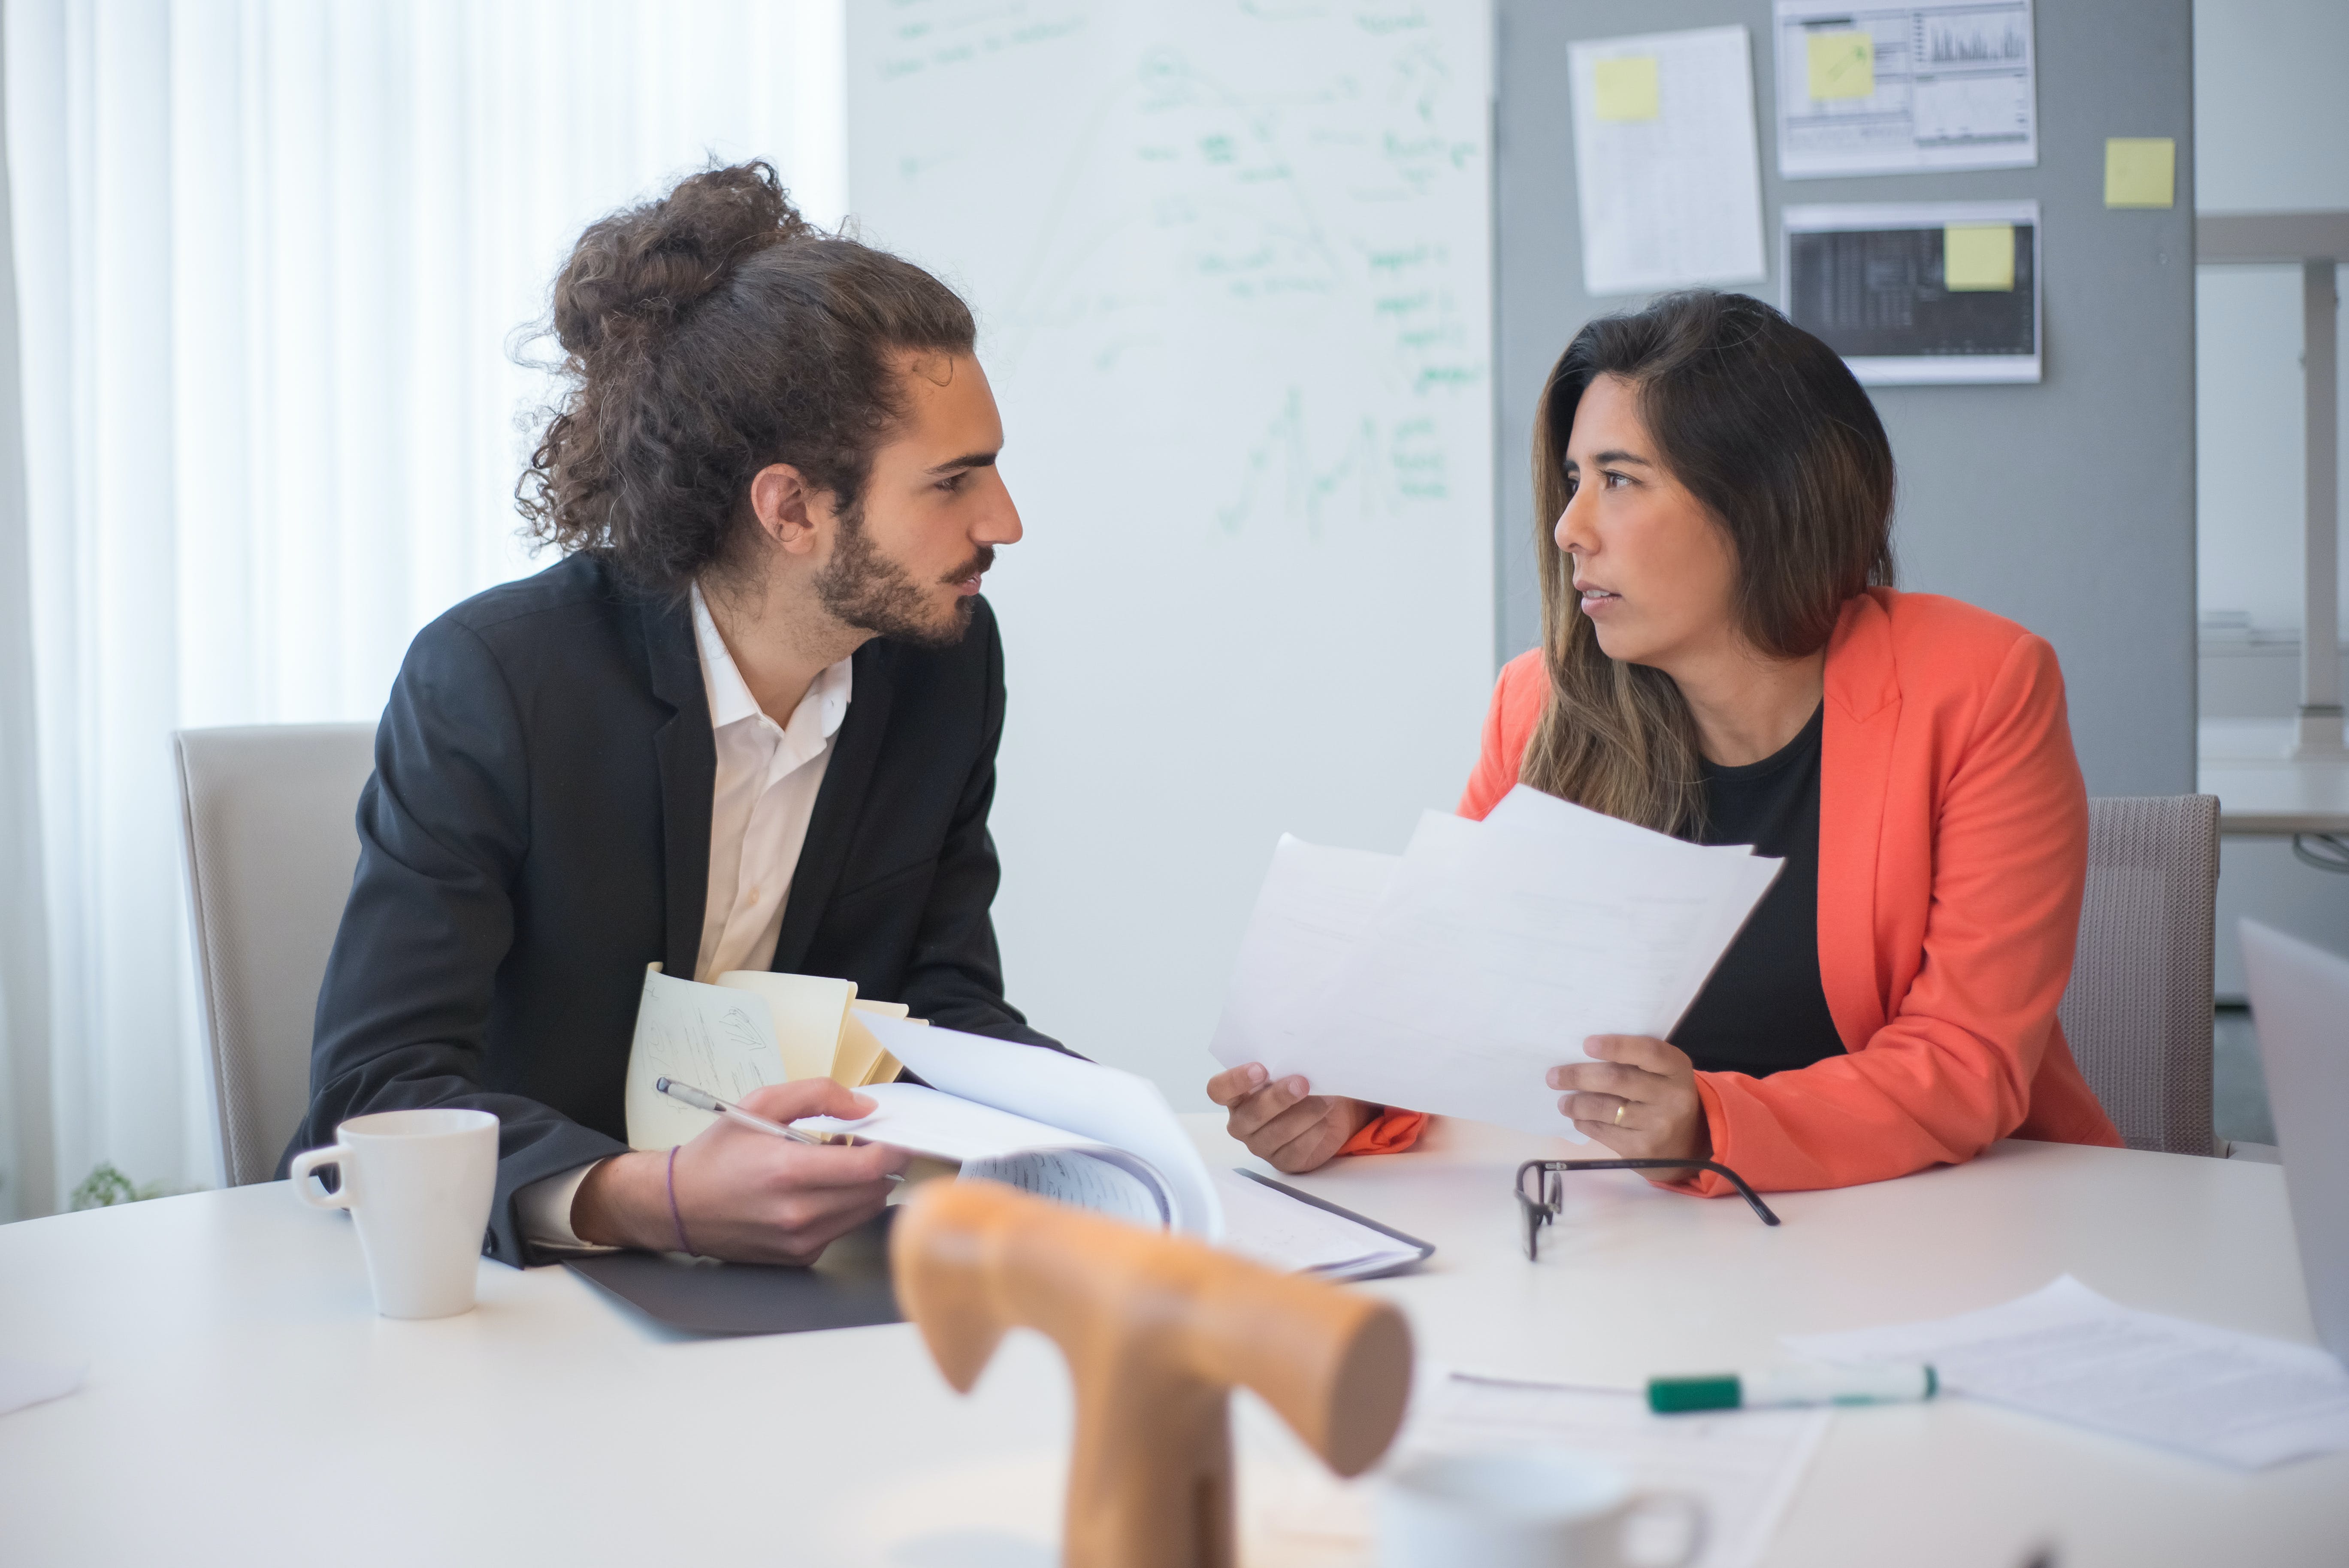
(964, 1150), (1168, 1228)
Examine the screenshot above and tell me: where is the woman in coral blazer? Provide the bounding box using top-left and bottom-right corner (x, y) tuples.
(1209, 290), (2120, 1194)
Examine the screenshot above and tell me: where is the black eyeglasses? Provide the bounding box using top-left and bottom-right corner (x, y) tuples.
(1515, 1158), (1781, 1260)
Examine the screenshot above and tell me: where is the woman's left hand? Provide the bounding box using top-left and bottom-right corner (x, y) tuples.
(1548, 1036), (1711, 1163)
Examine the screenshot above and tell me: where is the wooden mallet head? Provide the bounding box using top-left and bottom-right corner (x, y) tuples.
(891, 1179), (1414, 1568)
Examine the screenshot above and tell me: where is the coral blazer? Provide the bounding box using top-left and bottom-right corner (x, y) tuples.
(1343, 588), (2122, 1191)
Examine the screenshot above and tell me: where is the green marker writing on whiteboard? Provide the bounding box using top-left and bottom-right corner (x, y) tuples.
(1648, 1363), (1937, 1414)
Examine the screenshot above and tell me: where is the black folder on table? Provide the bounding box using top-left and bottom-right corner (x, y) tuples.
(564, 1208), (901, 1336)
(565, 1178), (1432, 1335)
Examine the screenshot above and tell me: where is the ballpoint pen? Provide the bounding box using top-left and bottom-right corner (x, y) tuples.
(655, 1076), (906, 1183)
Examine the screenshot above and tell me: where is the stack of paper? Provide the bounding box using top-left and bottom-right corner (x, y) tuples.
(1209, 786), (1780, 1139)
(1784, 1276), (2349, 1470)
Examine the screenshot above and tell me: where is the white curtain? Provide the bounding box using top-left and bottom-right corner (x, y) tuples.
(1, 0), (846, 1218)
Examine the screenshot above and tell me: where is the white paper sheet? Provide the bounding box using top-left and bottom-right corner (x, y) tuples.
(843, 1013), (1224, 1240)
(1784, 1275), (2349, 1469)
(1480, 789), (1781, 1022)
(797, 1079), (1114, 1166)
(1246, 1369), (1825, 1568)
(1207, 836), (1396, 1075)
(1237, 789), (1777, 1140)
(1774, 0), (2038, 179)
(1209, 1167), (1424, 1280)
(1567, 25), (1767, 297)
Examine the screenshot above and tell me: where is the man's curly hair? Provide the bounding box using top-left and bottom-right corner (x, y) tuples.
(516, 161), (976, 598)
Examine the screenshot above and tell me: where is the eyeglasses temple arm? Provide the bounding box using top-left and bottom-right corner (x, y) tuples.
(1696, 1160), (1782, 1226)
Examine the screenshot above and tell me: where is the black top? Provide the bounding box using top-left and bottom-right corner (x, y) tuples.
(1669, 702), (1847, 1078)
(280, 553), (1060, 1266)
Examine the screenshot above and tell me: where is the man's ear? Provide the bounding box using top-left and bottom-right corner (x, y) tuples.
(749, 462), (827, 556)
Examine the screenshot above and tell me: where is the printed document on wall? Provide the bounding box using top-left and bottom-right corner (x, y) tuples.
(1782, 201), (2041, 384)
(1775, 0), (2038, 178)
(1567, 26), (1766, 298)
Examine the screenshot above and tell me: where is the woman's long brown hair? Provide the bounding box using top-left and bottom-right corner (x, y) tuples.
(1522, 291), (1896, 834)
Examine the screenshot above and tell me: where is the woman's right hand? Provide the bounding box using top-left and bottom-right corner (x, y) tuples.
(1206, 1063), (1377, 1174)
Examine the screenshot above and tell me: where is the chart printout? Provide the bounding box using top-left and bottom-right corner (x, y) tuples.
(1775, 0), (2038, 178)
(1782, 201), (2041, 384)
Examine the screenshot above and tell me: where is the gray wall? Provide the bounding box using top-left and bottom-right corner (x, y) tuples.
(1495, 0), (2198, 795)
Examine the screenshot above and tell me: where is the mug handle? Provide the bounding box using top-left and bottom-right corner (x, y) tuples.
(289, 1146), (356, 1211)
(1624, 1489), (1708, 1568)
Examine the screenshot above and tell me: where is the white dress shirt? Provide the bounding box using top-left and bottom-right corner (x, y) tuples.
(688, 583), (855, 983)
(516, 584), (855, 1248)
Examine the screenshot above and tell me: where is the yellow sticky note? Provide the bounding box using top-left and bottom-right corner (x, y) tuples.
(1944, 224), (2016, 291)
(2105, 137), (2176, 208)
(1807, 30), (1874, 101)
(1593, 56), (1660, 122)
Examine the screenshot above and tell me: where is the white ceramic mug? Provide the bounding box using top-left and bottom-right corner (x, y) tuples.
(1378, 1450), (1707, 1568)
(290, 1109), (499, 1319)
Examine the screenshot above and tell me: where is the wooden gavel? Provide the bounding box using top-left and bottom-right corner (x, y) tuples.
(891, 1180), (1415, 1568)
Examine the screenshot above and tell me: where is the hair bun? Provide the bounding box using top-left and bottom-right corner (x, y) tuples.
(551, 160), (810, 357)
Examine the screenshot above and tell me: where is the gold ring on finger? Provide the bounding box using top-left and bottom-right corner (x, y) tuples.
(1613, 1102), (1627, 1127)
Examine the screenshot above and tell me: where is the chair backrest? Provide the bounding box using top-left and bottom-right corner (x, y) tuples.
(2059, 795), (2222, 1155)
(173, 723), (376, 1185)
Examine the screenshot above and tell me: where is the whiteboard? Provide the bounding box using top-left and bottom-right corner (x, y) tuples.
(847, 0), (1496, 1106)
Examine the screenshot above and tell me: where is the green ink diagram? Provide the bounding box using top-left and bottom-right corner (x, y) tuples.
(860, 0), (1491, 541)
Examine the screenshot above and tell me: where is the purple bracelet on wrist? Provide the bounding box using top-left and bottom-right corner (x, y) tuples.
(665, 1145), (695, 1256)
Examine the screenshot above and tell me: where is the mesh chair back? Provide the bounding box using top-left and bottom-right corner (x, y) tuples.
(2059, 795), (2221, 1155)
(173, 724), (375, 1185)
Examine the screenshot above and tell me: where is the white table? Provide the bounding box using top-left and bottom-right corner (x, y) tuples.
(3, 1115), (2342, 1567)
(2200, 717), (2349, 835)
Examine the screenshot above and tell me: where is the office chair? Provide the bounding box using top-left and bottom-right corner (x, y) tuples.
(2059, 795), (2222, 1155)
(173, 723), (375, 1186)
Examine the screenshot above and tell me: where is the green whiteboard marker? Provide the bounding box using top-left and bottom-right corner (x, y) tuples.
(1648, 1363), (1937, 1414)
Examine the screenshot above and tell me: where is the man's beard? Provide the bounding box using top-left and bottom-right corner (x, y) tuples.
(813, 512), (991, 650)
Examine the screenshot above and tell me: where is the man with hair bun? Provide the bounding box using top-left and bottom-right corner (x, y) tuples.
(284, 161), (1058, 1267)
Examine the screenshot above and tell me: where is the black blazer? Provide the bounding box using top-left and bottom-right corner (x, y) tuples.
(280, 553), (1058, 1263)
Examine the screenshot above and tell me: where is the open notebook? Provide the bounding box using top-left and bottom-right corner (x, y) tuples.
(623, 965), (922, 1152)
(624, 970), (1430, 1281)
